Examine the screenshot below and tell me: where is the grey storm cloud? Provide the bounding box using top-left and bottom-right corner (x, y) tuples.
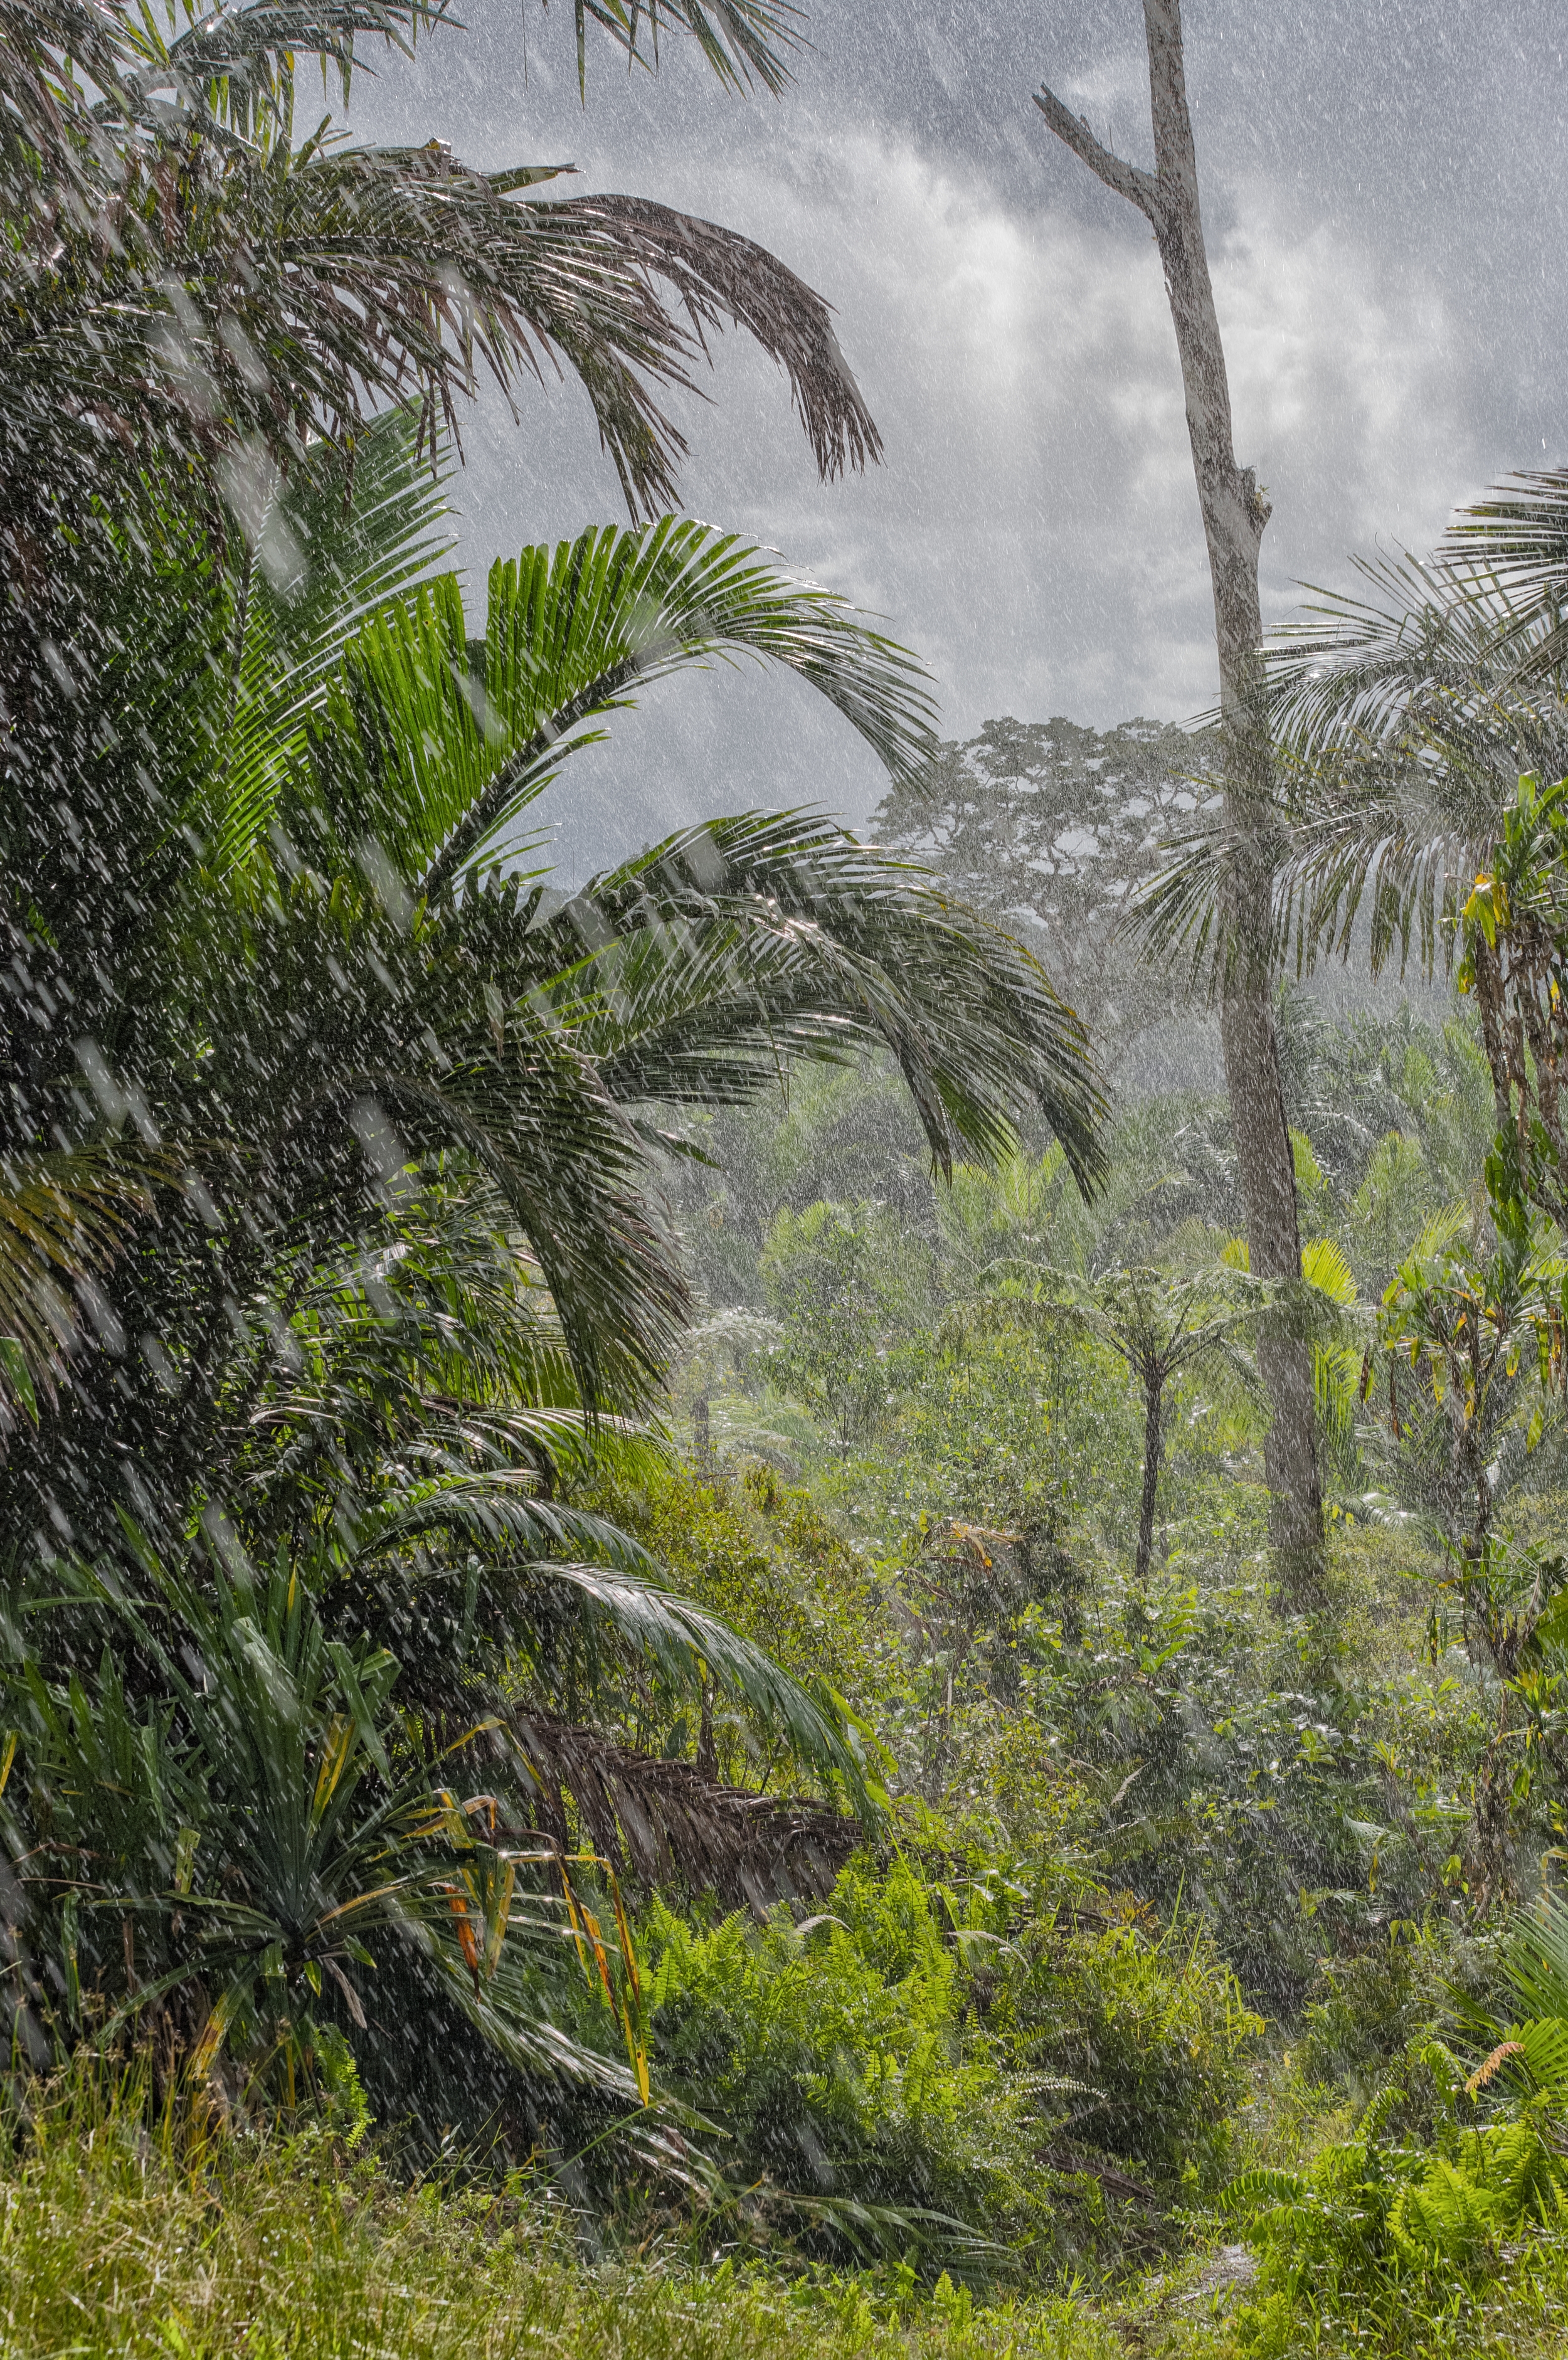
(345, 1), (1568, 876)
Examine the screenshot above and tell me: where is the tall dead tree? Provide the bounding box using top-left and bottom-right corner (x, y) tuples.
(1036, 0), (1325, 1607)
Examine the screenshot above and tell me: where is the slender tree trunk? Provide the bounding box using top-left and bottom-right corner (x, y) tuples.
(1135, 1370), (1163, 1591)
(1036, 0), (1325, 1607)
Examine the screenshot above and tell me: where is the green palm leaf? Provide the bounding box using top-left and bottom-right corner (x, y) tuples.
(205, 408), (455, 879)
(1139, 545), (1568, 985)
(305, 517), (935, 894)
(539, 811), (1108, 1186)
(0, 1148), (172, 1425)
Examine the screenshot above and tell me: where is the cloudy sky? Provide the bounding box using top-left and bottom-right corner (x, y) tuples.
(347, 0), (1568, 874)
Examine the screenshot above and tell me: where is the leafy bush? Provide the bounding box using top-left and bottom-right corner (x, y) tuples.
(1299, 1925), (1454, 2095)
(644, 1856), (1052, 2268)
(642, 1853), (1262, 2270)
(984, 1897), (1263, 2192)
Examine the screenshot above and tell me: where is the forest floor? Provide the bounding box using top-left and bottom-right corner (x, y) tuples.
(4, 2109), (1560, 2360)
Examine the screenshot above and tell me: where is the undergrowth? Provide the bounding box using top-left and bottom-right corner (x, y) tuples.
(3, 2065), (1568, 2359)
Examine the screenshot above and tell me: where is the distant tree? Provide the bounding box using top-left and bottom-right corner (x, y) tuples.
(874, 713), (1212, 1064)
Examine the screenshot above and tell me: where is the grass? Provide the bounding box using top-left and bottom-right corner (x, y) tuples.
(0, 2070), (1131, 2360)
(4, 2071), (1568, 2359)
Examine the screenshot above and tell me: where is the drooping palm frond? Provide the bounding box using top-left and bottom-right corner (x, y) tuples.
(1, 125), (879, 557)
(120, 0), (454, 142)
(115, 0), (803, 134)
(453, 1546), (881, 1811)
(1137, 546), (1568, 987)
(177, 872), (694, 1421)
(0, 1148), (174, 1427)
(1264, 556), (1568, 979)
(300, 517), (931, 896)
(564, 0), (805, 97)
(539, 812), (1108, 1187)
(1443, 468), (1568, 682)
(236, 1168), (617, 1517)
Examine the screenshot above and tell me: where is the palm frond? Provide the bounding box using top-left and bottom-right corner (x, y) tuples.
(124, 1), (453, 142)
(511, 1558), (882, 1812)
(208, 408), (455, 877)
(1, 129), (880, 548)
(304, 518), (931, 895)
(538, 812), (1108, 1187)
(568, 0), (805, 97)
(0, 1148), (173, 1426)
(0, 0), (135, 202)
(504, 1710), (858, 1908)
(1502, 1892), (1568, 2025)
(1143, 547), (1568, 987)
(1443, 468), (1568, 682)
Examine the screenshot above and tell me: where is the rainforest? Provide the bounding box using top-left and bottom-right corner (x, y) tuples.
(2, 3), (1567, 2355)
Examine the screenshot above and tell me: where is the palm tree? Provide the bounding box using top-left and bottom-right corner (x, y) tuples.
(0, 0), (867, 521)
(0, 0), (881, 792)
(0, 408), (1104, 2064)
(0, 400), (1108, 2153)
(1138, 468), (1568, 1003)
(1140, 478), (1568, 1294)
(1260, 553), (1568, 987)
(0, 3), (1114, 2164)
(0, 410), (1103, 1521)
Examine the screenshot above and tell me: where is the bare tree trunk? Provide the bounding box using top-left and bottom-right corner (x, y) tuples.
(1036, 0), (1325, 1607)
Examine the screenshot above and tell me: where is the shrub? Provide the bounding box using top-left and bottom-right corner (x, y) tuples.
(642, 1853), (1263, 2269)
(1299, 1925), (1452, 2096)
(985, 1899), (1263, 2192)
(644, 1855), (1054, 2268)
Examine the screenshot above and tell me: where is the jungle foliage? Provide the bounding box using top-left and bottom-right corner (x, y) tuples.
(16, 3), (1568, 2357)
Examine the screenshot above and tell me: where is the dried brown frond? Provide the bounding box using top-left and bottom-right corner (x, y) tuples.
(506, 1710), (859, 1913)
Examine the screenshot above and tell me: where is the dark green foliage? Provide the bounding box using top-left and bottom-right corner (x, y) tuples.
(1298, 1928), (1454, 2096)
(640, 1853), (1256, 2271)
